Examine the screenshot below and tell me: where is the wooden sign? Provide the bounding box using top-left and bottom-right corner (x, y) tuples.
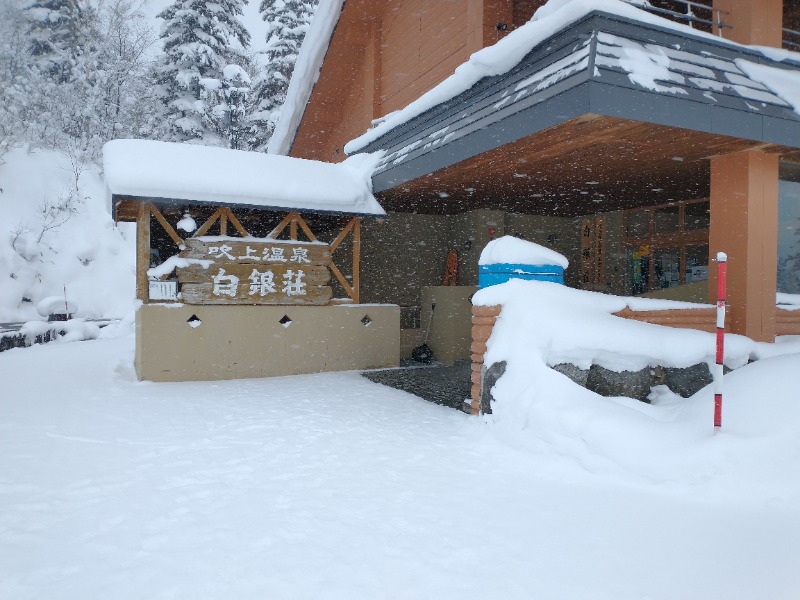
(181, 238), (331, 266)
(580, 217), (606, 291)
(176, 238), (332, 305)
(177, 263), (332, 305)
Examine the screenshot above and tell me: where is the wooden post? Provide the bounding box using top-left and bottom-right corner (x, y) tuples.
(353, 218), (361, 303)
(709, 150), (778, 341)
(222, 208), (250, 237)
(195, 208), (224, 237)
(149, 203), (185, 249)
(136, 202), (150, 302)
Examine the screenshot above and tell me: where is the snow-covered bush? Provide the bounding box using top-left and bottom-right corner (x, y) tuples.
(0, 147), (135, 322)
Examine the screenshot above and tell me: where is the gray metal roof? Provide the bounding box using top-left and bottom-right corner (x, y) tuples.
(356, 11), (800, 194)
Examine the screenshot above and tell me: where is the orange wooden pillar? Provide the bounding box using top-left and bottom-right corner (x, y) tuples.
(709, 151), (779, 342)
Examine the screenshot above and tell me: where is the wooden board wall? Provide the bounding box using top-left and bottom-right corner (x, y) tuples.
(292, 0), (513, 162)
(380, 0), (483, 114)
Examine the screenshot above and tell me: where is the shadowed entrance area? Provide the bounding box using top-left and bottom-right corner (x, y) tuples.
(361, 361), (472, 412)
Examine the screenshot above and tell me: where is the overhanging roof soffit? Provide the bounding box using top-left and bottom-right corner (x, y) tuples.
(355, 11), (800, 195)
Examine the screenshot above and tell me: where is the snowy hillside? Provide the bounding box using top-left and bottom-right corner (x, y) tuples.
(0, 146), (135, 322)
(0, 0), (319, 322)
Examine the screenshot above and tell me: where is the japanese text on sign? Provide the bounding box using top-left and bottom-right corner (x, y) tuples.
(212, 268), (307, 298)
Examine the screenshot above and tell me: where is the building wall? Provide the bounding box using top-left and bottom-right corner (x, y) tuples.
(135, 304), (400, 381)
(380, 0), (484, 114)
(512, 0), (546, 28)
(504, 212), (582, 287)
(292, 0), (529, 161)
(448, 209), (507, 286)
(361, 208), (587, 307)
(360, 212), (451, 308)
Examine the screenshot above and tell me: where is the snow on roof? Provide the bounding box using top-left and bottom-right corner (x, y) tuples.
(344, 0), (800, 154)
(267, 0), (346, 156)
(103, 140), (385, 216)
(736, 59), (800, 114)
(479, 236), (569, 269)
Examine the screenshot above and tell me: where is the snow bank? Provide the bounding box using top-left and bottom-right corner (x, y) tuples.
(103, 139), (385, 216)
(479, 236), (569, 268)
(474, 278), (800, 486)
(752, 334), (800, 359)
(491, 344), (800, 486)
(778, 292), (800, 310)
(0, 147), (136, 322)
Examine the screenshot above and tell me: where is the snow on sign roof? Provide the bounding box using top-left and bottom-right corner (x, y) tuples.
(103, 139), (385, 216)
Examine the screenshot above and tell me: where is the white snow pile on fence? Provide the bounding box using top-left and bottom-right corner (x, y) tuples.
(36, 296), (78, 317)
(777, 292), (800, 309)
(479, 235), (569, 267)
(103, 139), (385, 216)
(473, 278), (800, 482)
(0, 318), (102, 346)
(474, 279), (754, 372)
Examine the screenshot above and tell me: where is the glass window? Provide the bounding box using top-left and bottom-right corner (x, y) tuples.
(778, 163), (800, 294)
(685, 244), (709, 283)
(654, 205), (680, 234)
(624, 198), (710, 295)
(626, 209), (649, 237)
(653, 247), (681, 289)
(684, 201), (710, 231)
(628, 245), (650, 295)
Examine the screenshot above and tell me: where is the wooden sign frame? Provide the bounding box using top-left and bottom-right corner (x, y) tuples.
(136, 203), (362, 305)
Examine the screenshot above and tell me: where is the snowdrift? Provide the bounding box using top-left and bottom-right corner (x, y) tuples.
(473, 277), (800, 489)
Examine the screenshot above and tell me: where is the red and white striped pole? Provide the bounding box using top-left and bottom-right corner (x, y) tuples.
(714, 252), (727, 432)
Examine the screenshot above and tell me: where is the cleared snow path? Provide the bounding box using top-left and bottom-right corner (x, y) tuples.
(1, 336), (798, 600)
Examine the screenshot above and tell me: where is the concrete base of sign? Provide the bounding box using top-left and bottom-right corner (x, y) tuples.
(135, 303), (400, 382)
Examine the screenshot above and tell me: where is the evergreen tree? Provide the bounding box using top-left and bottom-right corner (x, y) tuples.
(156, 0), (251, 145)
(3, 0), (162, 160)
(24, 0), (86, 83)
(247, 0), (317, 151)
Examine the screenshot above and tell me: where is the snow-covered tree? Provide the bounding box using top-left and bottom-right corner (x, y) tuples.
(208, 64), (252, 150)
(156, 0), (251, 146)
(0, 0), (30, 162)
(247, 0), (317, 150)
(24, 0), (88, 83)
(0, 0), (162, 161)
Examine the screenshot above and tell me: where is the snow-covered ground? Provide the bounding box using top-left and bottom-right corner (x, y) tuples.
(1, 326), (798, 600)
